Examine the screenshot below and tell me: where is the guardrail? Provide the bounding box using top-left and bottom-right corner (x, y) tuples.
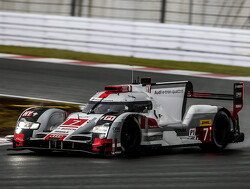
(1, 12), (250, 67)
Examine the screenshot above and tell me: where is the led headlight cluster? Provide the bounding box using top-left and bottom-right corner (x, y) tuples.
(15, 120), (40, 134)
(92, 123), (110, 139)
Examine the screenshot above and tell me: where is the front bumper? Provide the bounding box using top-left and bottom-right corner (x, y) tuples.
(8, 138), (119, 155)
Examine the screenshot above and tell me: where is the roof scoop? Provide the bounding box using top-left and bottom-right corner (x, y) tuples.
(104, 85), (132, 93)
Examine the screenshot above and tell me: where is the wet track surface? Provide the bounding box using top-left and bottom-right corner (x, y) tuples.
(1, 58), (250, 188)
(2, 145), (250, 189)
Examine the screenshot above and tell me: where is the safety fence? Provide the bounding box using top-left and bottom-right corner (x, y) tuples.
(1, 12), (250, 67)
(0, 0), (250, 29)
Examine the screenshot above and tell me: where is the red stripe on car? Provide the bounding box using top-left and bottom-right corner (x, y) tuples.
(98, 92), (113, 98)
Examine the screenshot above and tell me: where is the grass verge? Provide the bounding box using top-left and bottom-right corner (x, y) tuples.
(1, 45), (250, 76)
(0, 96), (81, 137)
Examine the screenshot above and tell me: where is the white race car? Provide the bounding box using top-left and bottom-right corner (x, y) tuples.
(8, 78), (244, 156)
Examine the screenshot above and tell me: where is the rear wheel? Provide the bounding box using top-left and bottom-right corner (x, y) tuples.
(200, 111), (231, 151)
(121, 117), (141, 156)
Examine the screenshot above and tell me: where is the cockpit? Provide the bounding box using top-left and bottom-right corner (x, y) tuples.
(83, 101), (152, 114)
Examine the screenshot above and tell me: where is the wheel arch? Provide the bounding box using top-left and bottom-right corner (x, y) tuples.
(217, 107), (233, 120)
(216, 107), (234, 131)
(119, 113), (143, 155)
(120, 114), (142, 141)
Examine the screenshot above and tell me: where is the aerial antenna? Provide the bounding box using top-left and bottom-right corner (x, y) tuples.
(131, 65), (134, 83)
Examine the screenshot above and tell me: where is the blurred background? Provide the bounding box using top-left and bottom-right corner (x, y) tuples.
(1, 0), (250, 68)
(0, 0), (250, 29)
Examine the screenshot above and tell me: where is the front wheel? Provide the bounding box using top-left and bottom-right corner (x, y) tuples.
(120, 117), (141, 156)
(200, 111), (231, 151)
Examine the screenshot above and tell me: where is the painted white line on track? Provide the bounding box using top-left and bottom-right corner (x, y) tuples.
(0, 138), (11, 146)
(25, 58), (78, 63)
(0, 93), (83, 105)
(0, 143), (11, 146)
(91, 64), (145, 69)
(0, 53), (19, 57)
(1, 53), (250, 81)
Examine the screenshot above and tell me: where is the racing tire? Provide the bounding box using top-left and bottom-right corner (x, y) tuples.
(121, 117), (141, 157)
(200, 111), (231, 152)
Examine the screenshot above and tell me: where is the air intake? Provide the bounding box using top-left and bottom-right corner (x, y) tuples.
(104, 85), (132, 93)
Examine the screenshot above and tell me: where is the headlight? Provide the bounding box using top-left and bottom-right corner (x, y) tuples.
(15, 120), (40, 134)
(92, 123), (110, 139)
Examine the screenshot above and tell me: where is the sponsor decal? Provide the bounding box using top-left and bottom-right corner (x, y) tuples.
(236, 92), (242, 98)
(200, 120), (212, 126)
(146, 135), (163, 141)
(90, 97), (102, 101)
(235, 85), (243, 89)
(103, 116), (117, 121)
(45, 133), (68, 141)
(189, 128), (196, 137)
(140, 117), (159, 129)
(22, 111), (34, 117)
(53, 130), (69, 134)
(154, 89), (184, 95)
(148, 118), (159, 129)
(113, 127), (120, 133)
(61, 127), (77, 131)
(90, 97), (113, 102)
(235, 104), (242, 108)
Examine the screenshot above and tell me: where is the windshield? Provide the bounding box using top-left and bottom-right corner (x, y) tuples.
(83, 101), (152, 114)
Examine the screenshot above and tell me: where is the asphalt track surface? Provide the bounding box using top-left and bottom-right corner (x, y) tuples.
(1, 58), (250, 188)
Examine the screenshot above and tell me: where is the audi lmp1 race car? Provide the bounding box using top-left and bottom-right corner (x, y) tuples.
(7, 78), (244, 156)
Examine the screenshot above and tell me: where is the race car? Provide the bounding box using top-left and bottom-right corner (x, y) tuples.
(7, 78), (244, 156)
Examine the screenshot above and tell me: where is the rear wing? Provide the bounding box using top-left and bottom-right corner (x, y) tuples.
(187, 82), (244, 119)
(233, 82), (244, 119)
(140, 78), (244, 120)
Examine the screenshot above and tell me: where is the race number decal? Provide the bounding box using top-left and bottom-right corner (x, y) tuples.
(45, 119), (88, 141)
(196, 127), (212, 143)
(62, 119), (88, 126)
(103, 116), (117, 121)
